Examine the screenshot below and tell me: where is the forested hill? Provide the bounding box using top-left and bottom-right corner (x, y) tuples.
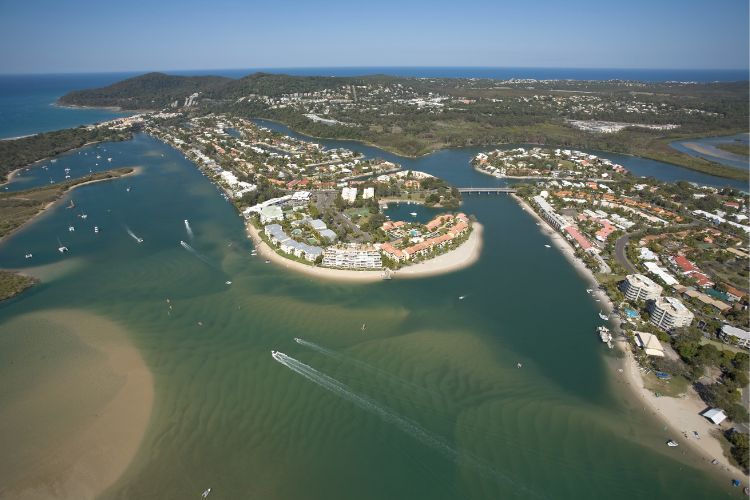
(57, 72), (406, 109)
(58, 72), (232, 110)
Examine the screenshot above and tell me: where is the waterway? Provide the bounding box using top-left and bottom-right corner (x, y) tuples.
(0, 130), (742, 499)
(670, 133), (749, 172)
(253, 119), (749, 191)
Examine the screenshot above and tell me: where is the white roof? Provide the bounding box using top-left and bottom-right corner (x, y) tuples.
(634, 331), (665, 357)
(721, 324), (750, 342)
(701, 408), (727, 424)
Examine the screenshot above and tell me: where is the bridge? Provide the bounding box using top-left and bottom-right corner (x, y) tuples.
(457, 187), (517, 194)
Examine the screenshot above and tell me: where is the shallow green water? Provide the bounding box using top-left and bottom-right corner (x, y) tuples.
(0, 134), (737, 499)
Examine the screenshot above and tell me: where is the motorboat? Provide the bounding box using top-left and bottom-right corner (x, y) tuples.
(544, 244), (551, 248)
(94, 226), (99, 234)
(24, 253), (33, 259)
(68, 226), (75, 232)
(598, 311), (609, 321)
(666, 440), (678, 447)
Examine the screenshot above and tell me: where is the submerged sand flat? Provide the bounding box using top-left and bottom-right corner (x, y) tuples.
(0, 309), (153, 500)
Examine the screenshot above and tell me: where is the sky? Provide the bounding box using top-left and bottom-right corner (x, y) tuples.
(0, 0), (748, 74)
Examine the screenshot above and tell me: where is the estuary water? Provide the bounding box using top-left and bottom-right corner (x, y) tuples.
(670, 133), (749, 172)
(0, 129), (741, 498)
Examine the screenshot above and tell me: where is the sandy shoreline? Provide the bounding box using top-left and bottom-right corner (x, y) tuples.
(681, 141), (749, 164)
(0, 309), (154, 499)
(511, 193), (748, 481)
(245, 221), (483, 282)
(1, 139), (128, 186)
(619, 346), (747, 480)
(0, 167), (141, 245)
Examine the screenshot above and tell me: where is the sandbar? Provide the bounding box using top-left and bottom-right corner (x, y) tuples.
(0, 309), (154, 499)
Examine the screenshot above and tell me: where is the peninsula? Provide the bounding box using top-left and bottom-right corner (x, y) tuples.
(141, 113), (477, 279)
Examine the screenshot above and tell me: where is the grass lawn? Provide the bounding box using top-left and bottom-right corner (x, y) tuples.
(643, 371), (690, 398)
(699, 337), (747, 355)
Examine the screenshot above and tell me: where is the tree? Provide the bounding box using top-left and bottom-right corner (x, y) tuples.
(729, 431), (749, 471)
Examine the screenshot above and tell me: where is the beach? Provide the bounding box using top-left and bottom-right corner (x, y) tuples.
(512, 193), (748, 481)
(618, 347), (748, 480)
(0, 309), (154, 499)
(245, 220), (483, 282)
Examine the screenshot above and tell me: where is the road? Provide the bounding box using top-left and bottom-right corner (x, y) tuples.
(614, 231), (640, 274)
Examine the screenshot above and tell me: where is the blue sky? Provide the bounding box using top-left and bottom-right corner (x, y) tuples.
(0, 0), (747, 73)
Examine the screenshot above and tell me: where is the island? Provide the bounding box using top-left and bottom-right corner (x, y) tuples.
(476, 146), (749, 475)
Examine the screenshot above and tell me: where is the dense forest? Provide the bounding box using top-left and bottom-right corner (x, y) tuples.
(59, 72), (231, 109)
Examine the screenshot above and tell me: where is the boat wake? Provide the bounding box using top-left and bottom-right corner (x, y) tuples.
(179, 240), (215, 268)
(272, 351), (457, 458)
(293, 337), (436, 397)
(184, 219), (194, 239)
(125, 226), (144, 243)
(271, 351), (530, 492)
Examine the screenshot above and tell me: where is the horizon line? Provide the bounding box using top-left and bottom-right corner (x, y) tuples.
(1, 65), (749, 77)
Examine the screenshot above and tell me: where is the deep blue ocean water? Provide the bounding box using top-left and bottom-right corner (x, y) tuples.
(0, 73), (138, 139)
(166, 67), (749, 82)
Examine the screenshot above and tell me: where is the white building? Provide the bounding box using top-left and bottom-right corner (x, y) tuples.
(701, 408), (727, 425)
(644, 261), (679, 286)
(648, 296), (694, 331)
(634, 331), (665, 357)
(322, 244), (382, 269)
(362, 187), (375, 200)
(532, 195), (569, 231)
(720, 324), (750, 349)
(260, 205), (284, 224)
(219, 170), (239, 186)
(621, 274), (663, 302)
(341, 187), (358, 203)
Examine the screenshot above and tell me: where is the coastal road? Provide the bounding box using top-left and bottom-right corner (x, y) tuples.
(614, 223), (701, 276)
(614, 232), (639, 274)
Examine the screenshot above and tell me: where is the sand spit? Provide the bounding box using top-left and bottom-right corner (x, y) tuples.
(0, 309), (154, 500)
